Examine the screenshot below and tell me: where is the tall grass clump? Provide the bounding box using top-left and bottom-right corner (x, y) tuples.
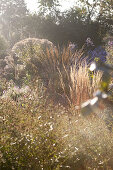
(40, 46), (102, 108)
(70, 63), (102, 107)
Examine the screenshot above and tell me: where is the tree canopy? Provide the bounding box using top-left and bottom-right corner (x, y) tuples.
(0, 0), (28, 46)
(0, 0), (112, 47)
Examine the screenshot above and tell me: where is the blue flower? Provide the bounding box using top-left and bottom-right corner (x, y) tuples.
(86, 46), (107, 64)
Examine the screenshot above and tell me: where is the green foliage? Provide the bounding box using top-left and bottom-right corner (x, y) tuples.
(38, 0), (60, 17)
(79, 0), (113, 32)
(38, 0), (59, 8)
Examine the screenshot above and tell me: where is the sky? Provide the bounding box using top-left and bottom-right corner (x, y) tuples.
(25, 0), (79, 13)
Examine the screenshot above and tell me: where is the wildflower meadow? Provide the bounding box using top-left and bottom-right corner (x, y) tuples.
(0, 34), (113, 170)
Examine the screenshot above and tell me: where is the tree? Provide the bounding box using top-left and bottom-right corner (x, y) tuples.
(38, 0), (59, 12)
(0, 0), (29, 46)
(37, 0), (61, 21)
(79, 0), (113, 31)
(97, 0), (113, 33)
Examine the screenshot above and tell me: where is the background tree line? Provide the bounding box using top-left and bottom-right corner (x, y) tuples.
(0, 0), (112, 50)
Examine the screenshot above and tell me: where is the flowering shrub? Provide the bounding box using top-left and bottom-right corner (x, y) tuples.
(86, 46), (107, 64)
(70, 38), (107, 68)
(1, 85), (30, 101)
(1, 38), (54, 85)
